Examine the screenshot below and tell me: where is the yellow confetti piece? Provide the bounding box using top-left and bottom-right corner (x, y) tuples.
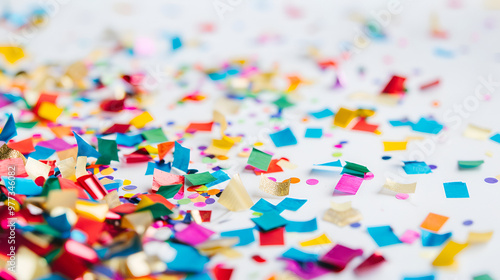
(466, 231), (493, 244)
(432, 240), (468, 267)
(333, 107), (357, 128)
(130, 111), (153, 129)
(123, 193), (135, 198)
(383, 141), (408, 151)
(38, 102), (63, 122)
(75, 200), (109, 222)
(124, 179), (132, 185)
(299, 233), (332, 247)
(254, 142), (264, 146)
(0, 46), (25, 64)
(100, 167), (114, 175)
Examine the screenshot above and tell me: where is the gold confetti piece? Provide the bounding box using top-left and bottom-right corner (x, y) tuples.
(463, 124), (491, 140)
(432, 240), (468, 266)
(122, 211), (154, 235)
(218, 174), (254, 211)
(214, 97), (240, 115)
(323, 207), (362, 227)
(330, 201), (352, 212)
(276, 159), (298, 170)
(405, 135), (426, 142)
(383, 141), (408, 151)
(375, 94), (401, 106)
(259, 175), (290, 196)
(299, 233), (332, 247)
(14, 246), (50, 280)
(485, 0), (500, 9)
(25, 157), (51, 180)
(214, 110), (228, 137)
(65, 61), (88, 89)
(56, 157), (76, 180)
(0, 46), (25, 64)
(126, 252), (151, 277)
(75, 200), (109, 222)
(57, 147), (78, 161)
(218, 247), (243, 259)
(382, 178), (417, 193)
(0, 144), (26, 164)
(197, 238), (239, 256)
(23, 232), (52, 249)
(75, 156), (88, 178)
(45, 189), (78, 211)
(333, 107), (357, 128)
(104, 191), (121, 209)
(466, 231), (493, 244)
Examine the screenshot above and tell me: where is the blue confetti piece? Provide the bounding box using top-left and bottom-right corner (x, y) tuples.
(421, 230), (452, 247)
(0, 114), (17, 142)
(29, 145), (56, 160)
(367, 225), (402, 247)
(73, 131), (101, 158)
(305, 128), (323, 139)
(282, 247), (319, 263)
(116, 133), (144, 147)
(269, 127), (298, 147)
(220, 228), (255, 246)
(309, 108), (334, 119)
(172, 141), (190, 172)
(285, 218), (318, 233)
(443, 181), (469, 198)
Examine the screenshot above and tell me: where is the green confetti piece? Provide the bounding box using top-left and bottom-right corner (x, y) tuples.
(247, 147), (272, 171)
(458, 160), (484, 169)
(157, 184), (183, 199)
(142, 128), (168, 144)
(184, 172), (217, 186)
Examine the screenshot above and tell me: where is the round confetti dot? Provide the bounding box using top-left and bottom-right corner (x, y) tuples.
(123, 185), (137, 191)
(193, 202), (207, 207)
(463, 220), (473, 226)
(350, 222), (361, 228)
(334, 144), (343, 148)
(429, 165), (437, 170)
(339, 141), (348, 144)
(205, 198), (215, 204)
(252, 212), (263, 216)
(364, 172), (374, 180)
(395, 193), (409, 200)
(332, 152), (342, 157)
(178, 198), (191, 205)
(268, 177), (277, 182)
(306, 179), (319, 185)
(289, 177), (300, 184)
(254, 142), (264, 146)
(382, 155), (392, 160)
(188, 193), (199, 199)
(217, 155), (228, 160)
(34, 176), (45, 186)
(198, 146), (207, 150)
(484, 177), (498, 184)
(207, 189), (220, 195)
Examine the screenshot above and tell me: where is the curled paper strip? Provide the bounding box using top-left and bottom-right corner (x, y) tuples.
(259, 175), (290, 196)
(382, 178), (417, 194)
(218, 174), (254, 211)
